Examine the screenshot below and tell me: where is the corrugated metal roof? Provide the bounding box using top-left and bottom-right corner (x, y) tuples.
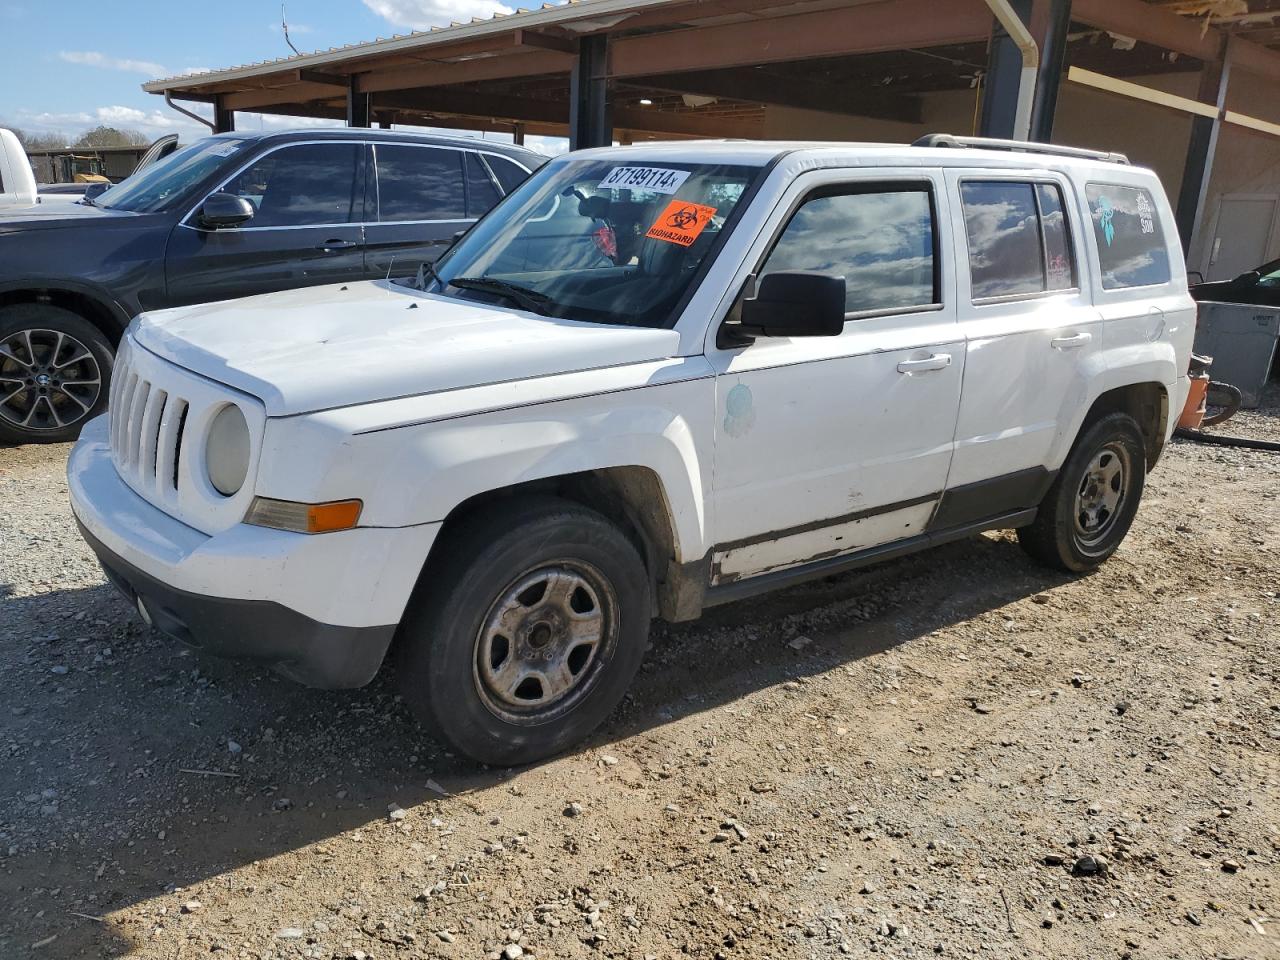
(141, 0), (681, 92)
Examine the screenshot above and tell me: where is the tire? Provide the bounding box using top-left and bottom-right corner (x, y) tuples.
(395, 496), (652, 766)
(0, 304), (114, 444)
(1017, 412), (1147, 573)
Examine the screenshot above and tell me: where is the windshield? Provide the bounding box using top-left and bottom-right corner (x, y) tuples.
(423, 157), (763, 328)
(97, 137), (252, 213)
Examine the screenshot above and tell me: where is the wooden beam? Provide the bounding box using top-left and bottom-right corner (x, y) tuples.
(513, 29), (577, 54)
(222, 81), (354, 111)
(377, 86), (758, 138)
(624, 68), (922, 123)
(376, 88), (569, 125)
(295, 68), (349, 87)
(609, 0), (993, 77)
(357, 49), (572, 93)
(1066, 66), (1219, 118)
(1071, 0), (1223, 61)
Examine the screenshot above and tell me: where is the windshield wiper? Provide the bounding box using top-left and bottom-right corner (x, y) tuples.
(448, 276), (553, 315)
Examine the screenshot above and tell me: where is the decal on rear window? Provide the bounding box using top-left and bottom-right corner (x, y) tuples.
(599, 166), (691, 194)
(645, 200), (717, 246)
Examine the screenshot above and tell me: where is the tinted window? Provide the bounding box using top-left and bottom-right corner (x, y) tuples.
(486, 154), (532, 193)
(961, 181), (1044, 298)
(376, 145), (464, 221)
(1085, 183), (1171, 289)
(222, 143), (360, 227)
(761, 187), (937, 314)
(1038, 183), (1075, 290)
(465, 152), (502, 218)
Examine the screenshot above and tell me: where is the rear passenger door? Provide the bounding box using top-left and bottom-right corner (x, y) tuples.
(708, 172), (965, 583)
(940, 171), (1101, 523)
(363, 145), (509, 281)
(164, 141), (367, 306)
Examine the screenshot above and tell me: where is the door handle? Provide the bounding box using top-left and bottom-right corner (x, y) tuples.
(1050, 332), (1092, 350)
(896, 353), (951, 374)
(316, 239), (357, 252)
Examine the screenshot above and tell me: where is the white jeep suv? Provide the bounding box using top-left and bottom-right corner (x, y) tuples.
(69, 135), (1195, 765)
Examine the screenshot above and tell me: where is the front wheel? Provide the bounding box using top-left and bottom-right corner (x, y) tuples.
(395, 497), (651, 766)
(0, 304), (113, 444)
(1017, 412), (1147, 572)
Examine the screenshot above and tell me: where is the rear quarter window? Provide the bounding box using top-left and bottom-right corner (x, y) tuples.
(1085, 182), (1171, 289)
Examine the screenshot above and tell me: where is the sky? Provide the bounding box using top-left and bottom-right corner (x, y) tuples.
(0, 0), (566, 153)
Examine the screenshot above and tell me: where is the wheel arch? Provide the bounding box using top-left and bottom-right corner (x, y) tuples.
(423, 465), (705, 622)
(1079, 381), (1170, 468)
(0, 281), (132, 345)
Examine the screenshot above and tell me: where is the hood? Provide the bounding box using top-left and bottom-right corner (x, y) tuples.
(0, 200), (141, 228)
(133, 280), (683, 416)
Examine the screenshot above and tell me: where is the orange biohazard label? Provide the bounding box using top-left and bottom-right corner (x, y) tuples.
(645, 200), (717, 247)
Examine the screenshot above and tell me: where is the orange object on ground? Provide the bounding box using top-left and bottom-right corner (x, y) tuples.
(1178, 373), (1209, 429)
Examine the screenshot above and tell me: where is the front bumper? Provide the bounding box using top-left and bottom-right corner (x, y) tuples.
(67, 415), (441, 688)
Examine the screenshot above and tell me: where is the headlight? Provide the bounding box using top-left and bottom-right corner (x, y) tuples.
(205, 404), (250, 497)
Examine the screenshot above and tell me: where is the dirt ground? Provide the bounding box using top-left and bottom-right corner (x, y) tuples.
(1, 393), (1277, 960)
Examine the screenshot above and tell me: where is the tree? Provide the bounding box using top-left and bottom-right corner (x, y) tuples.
(73, 125), (150, 148)
(6, 127), (72, 151)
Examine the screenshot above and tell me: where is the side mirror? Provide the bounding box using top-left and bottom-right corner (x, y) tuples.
(737, 271), (847, 338)
(81, 181), (111, 203)
(199, 192), (255, 229)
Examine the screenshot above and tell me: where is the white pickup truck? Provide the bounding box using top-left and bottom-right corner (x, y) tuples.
(68, 136), (1195, 765)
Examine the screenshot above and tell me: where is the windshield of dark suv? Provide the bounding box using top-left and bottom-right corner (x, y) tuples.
(96, 137), (252, 214)
(420, 157), (763, 328)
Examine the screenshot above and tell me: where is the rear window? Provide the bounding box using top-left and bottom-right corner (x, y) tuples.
(960, 180), (1077, 299)
(1085, 183), (1171, 289)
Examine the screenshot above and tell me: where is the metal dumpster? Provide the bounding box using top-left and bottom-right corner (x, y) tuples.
(1192, 302), (1280, 408)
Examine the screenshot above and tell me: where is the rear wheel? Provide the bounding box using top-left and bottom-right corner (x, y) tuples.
(395, 497), (651, 766)
(0, 304), (113, 444)
(1017, 412), (1146, 572)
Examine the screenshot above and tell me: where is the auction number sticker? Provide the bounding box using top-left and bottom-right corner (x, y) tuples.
(645, 200), (718, 247)
(598, 166), (691, 194)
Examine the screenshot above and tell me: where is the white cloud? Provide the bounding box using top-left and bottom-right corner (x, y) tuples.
(58, 50), (208, 79)
(59, 50), (168, 76)
(362, 0), (513, 30)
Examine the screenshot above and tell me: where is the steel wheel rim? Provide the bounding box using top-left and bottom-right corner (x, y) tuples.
(1073, 441), (1130, 549)
(473, 560), (617, 724)
(0, 328), (102, 432)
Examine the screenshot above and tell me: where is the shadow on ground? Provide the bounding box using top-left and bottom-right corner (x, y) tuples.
(0, 530), (1071, 957)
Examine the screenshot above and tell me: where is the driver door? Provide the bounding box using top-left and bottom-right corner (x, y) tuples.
(707, 171), (964, 584)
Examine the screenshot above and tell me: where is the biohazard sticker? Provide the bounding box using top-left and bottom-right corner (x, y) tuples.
(645, 200), (717, 247)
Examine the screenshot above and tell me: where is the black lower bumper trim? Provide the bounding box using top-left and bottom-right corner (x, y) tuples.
(77, 520), (396, 689)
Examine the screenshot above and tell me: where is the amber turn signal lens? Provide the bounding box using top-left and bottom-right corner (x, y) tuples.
(245, 497), (362, 534)
(306, 500), (362, 533)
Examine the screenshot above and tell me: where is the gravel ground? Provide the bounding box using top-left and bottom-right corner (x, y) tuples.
(1, 392), (1277, 960)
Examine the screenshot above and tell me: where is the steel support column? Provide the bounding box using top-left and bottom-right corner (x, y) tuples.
(569, 34), (611, 150)
(347, 77), (371, 127)
(1175, 42), (1230, 255)
(213, 96), (235, 133)
(979, 0), (1034, 139)
(1030, 0), (1070, 141)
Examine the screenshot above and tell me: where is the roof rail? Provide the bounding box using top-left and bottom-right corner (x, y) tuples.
(911, 133), (1129, 165)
